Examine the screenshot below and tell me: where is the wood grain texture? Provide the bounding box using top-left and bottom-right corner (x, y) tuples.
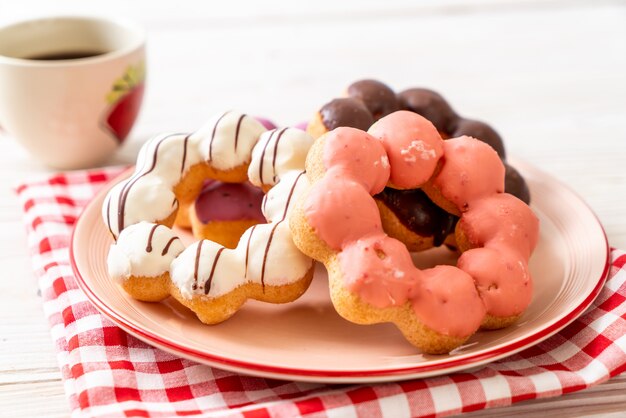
(1, 1), (625, 416)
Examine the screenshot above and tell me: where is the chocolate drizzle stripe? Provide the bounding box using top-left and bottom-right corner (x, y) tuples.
(116, 133), (183, 233)
(271, 128), (288, 182)
(260, 221), (281, 292)
(146, 224), (160, 252)
(105, 194), (114, 238)
(161, 237), (180, 256)
(209, 111), (229, 162)
(192, 240), (204, 290)
(204, 247), (225, 295)
(257, 170), (304, 291)
(181, 134), (191, 174)
(234, 114), (246, 153)
(281, 171), (305, 221)
(258, 129), (277, 184)
(244, 224), (257, 278)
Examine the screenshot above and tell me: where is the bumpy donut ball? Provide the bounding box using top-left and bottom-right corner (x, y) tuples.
(347, 79), (400, 120)
(397, 88), (459, 134)
(290, 111), (539, 354)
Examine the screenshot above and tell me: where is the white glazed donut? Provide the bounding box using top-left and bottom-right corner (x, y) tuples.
(102, 110), (267, 238)
(104, 117), (316, 324)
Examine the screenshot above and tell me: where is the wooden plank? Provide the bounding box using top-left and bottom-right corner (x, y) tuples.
(0, 381), (68, 418)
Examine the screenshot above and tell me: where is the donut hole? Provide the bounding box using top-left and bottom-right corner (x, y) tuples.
(410, 246), (459, 270)
(187, 179), (266, 249)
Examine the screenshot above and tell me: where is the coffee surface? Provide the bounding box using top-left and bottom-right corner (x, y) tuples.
(24, 50), (108, 60)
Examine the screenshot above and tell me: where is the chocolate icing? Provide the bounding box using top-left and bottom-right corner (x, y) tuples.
(347, 79), (399, 120)
(261, 224), (279, 291)
(234, 114), (245, 152)
(145, 223), (181, 255)
(259, 171), (306, 290)
(204, 247), (225, 295)
(209, 111), (229, 161)
(453, 118), (506, 159)
(315, 81), (531, 248)
(161, 237), (180, 256)
(375, 188), (458, 247)
(181, 134), (191, 174)
(319, 98), (374, 131)
(397, 88), (459, 133)
(192, 240), (204, 291)
(505, 163), (531, 204)
(116, 133), (183, 233)
(146, 224), (159, 252)
(258, 128), (287, 184)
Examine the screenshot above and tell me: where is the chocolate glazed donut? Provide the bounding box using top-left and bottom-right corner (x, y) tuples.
(397, 87), (529, 204)
(397, 88), (506, 158)
(347, 79), (400, 120)
(319, 98), (373, 131)
(374, 188), (459, 248)
(310, 80), (531, 251)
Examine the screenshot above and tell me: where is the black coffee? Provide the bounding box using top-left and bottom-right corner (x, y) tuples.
(25, 50), (108, 60)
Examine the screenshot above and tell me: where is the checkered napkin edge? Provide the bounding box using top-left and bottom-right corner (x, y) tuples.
(15, 167), (626, 418)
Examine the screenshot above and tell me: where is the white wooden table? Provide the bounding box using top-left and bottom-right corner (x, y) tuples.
(1, 1), (625, 416)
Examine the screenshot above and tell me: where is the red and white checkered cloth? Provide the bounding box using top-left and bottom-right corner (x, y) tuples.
(16, 167), (626, 418)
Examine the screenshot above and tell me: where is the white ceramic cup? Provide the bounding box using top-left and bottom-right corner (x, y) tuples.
(0, 16), (146, 169)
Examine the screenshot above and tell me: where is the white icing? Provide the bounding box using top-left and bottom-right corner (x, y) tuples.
(248, 128), (314, 187)
(104, 176), (178, 237)
(191, 111), (267, 171)
(261, 170), (309, 222)
(102, 132), (199, 237)
(107, 222), (185, 281)
(170, 171), (312, 298)
(102, 113), (266, 238)
(170, 241), (245, 299)
(105, 110), (314, 304)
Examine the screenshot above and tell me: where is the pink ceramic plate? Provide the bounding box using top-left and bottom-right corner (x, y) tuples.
(71, 158), (610, 383)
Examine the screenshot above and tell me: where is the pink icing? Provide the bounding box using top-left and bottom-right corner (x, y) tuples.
(254, 117), (277, 131)
(305, 127), (485, 338)
(456, 193), (539, 317)
(414, 266), (486, 337)
(339, 235), (421, 307)
(322, 127), (390, 194)
(458, 193), (539, 259)
(457, 247), (532, 317)
(368, 111), (443, 189)
(294, 121), (308, 131)
(194, 181), (265, 223)
(304, 116), (539, 339)
(431, 136), (505, 212)
(305, 177), (383, 250)
(339, 236), (485, 337)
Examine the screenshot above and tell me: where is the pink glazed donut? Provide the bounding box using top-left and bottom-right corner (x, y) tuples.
(289, 111), (539, 354)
